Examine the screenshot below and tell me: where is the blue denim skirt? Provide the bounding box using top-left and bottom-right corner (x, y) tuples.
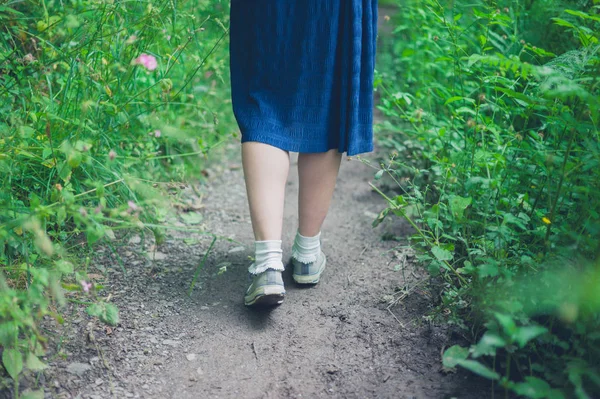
(229, 0), (378, 156)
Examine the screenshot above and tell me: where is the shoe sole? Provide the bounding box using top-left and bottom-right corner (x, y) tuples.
(244, 286), (285, 307)
(292, 257), (327, 285)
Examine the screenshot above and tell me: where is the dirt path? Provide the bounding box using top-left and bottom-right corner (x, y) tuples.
(30, 145), (484, 399)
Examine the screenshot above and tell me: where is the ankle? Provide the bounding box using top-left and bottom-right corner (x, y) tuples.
(249, 240), (284, 274)
(291, 231), (321, 263)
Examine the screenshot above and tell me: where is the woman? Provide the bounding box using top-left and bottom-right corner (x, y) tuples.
(229, 0), (378, 306)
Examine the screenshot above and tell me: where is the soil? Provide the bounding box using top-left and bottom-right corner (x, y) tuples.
(5, 144), (489, 399)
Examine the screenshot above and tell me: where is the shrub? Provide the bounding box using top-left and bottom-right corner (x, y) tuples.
(0, 0), (232, 394)
(375, 0), (600, 397)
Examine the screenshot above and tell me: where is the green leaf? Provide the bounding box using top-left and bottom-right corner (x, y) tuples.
(564, 9), (600, 22)
(86, 303), (103, 317)
(0, 5), (24, 15)
(86, 224), (105, 245)
(372, 208), (389, 228)
(444, 96), (474, 106)
(392, 195), (408, 207)
(503, 213), (527, 230)
(494, 87), (537, 105)
(20, 390), (44, 399)
(65, 14), (81, 28)
(514, 326), (548, 348)
(457, 359), (499, 380)
(0, 322), (19, 347)
(551, 18), (576, 29)
(478, 262), (499, 278)
(25, 352), (48, 371)
(56, 207), (67, 224)
(472, 332), (506, 358)
(180, 212), (203, 225)
(2, 348), (23, 379)
(427, 261), (442, 276)
(58, 163), (72, 182)
(513, 376), (551, 398)
(103, 303), (119, 325)
(54, 260), (74, 274)
(432, 246), (453, 262)
(448, 195), (472, 219)
(442, 345), (468, 368)
(86, 302), (120, 326)
(495, 312), (517, 336)
(455, 106), (476, 115)
(374, 170), (384, 180)
(61, 282), (82, 291)
(19, 126), (35, 138)
(457, 260), (476, 275)
(67, 151), (82, 168)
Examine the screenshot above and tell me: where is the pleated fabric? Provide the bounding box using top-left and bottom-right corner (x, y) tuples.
(229, 0), (378, 156)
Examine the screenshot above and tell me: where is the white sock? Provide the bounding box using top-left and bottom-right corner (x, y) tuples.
(248, 240), (285, 275)
(291, 231), (321, 263)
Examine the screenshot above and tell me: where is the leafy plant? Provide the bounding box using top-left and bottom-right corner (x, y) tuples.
(375, 0), (600, 397)
(1, 0), (233, 394)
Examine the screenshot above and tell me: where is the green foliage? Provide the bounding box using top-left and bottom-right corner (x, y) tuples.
(376, 0), (600, 397)
(85, 302), (119, 326)
(2, 349), (23, 380)
(0, 0), (232, 391)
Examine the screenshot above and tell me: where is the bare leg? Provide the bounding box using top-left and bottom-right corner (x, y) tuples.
(242, 142), (290, 241)
(297, 149), (343, 236)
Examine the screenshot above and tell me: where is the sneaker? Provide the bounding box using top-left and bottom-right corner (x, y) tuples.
(292, 250), (327, 284)
(244, 269), (285, 307)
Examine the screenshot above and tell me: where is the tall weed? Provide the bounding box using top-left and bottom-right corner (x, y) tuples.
(375, 0), (599, 397)
(0, 0), (232, 393)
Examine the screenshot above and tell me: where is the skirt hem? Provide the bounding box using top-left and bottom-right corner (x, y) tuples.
(240, 131), (373, 156)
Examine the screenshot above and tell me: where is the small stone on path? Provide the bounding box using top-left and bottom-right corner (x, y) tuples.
(148, 252), (168, 260)
(66, 362), (91, 376)
(364, 210), (379, 219)
(186, 353), (197, 361)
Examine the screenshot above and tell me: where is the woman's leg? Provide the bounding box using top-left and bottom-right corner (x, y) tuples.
(242, 142), (290, 306)
(242, 142), (290, 241)
(290, 149), (342, 284)
(297, 149), (342, 236)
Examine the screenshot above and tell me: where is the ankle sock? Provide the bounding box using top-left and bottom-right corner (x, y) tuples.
(248, 240), (285, 275)
(291, 231), (321, 263)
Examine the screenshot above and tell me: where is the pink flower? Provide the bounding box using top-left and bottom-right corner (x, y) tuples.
(154, 130), (161, 138)
(80, 280), (92, 293)
(134, 53), (157, 71)
(128, 201), (138, 212)
(108, 149), (117, 161)
(126, 35), (138, 45)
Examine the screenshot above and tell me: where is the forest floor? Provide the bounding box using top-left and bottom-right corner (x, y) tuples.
(23, 143), (487, 399)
